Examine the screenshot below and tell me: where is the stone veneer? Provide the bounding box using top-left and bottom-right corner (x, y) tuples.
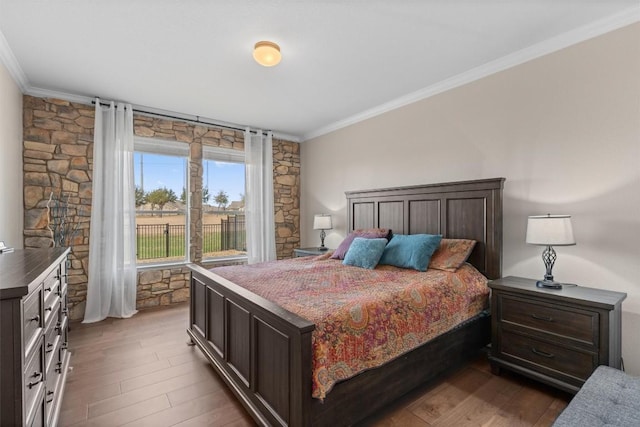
(22, 96), (300, 319)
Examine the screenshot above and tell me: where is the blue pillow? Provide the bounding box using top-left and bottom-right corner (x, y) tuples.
(342, 237), (388, 269)
(379, 234), (443, 271)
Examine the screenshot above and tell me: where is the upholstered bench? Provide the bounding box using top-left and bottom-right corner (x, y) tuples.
(553, 366), (640, 426)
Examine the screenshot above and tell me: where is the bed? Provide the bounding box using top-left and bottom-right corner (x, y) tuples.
(187, 177), (505, 426)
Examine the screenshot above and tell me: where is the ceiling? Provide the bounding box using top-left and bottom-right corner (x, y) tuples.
(0, 1), (638, 141)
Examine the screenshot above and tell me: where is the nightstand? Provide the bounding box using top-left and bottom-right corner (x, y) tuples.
(488, 276), (626, 394)
(293, 247), (328, 257)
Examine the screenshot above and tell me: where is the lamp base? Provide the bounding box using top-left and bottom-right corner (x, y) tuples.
(317, 246), (328, 251)
(536, 280), (563, 289)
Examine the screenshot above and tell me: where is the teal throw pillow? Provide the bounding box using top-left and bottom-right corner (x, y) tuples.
(342, 237), (388, 270)
(379, 234), (443, 271)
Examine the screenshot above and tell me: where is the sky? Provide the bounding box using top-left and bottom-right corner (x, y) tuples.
(133, 153), (245, 205)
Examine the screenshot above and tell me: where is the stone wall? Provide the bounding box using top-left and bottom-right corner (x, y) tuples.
(23, 97), (93, 319)
(137, 267), (191, 308)
(273, 139), (300, 257)
(22, 96), (300, 319)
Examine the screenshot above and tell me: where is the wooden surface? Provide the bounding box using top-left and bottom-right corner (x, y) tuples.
(0, 247), (70, 299)
(58, 304), (254, 427)
(293, 247), (327, 257)
(345, 177), (505, 279)
(313, 315), (491, 426)
(488, 276), (626, 394)
(0, 247), (70, 426)
(58, 304), (570, 426)
(488, 276), (627, 309)
(188, 178), (504, 426)
(187, 177), (505, 426)
(363, 354), (570, 427)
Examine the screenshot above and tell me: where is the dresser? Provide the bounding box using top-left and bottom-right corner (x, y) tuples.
(488, 276), (626, 394)
(0, 248), (71, 427)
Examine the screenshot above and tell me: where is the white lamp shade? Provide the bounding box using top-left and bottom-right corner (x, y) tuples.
(313, 214), (332, 230)
(526, 215), (576, 246)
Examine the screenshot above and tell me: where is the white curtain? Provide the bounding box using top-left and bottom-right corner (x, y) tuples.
(244, 128), (276, 264)
(83, 100), (138, 323)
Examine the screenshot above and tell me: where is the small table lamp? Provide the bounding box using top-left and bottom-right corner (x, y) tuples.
(313, 214), (332, 251)
(526, 214), (576, 289)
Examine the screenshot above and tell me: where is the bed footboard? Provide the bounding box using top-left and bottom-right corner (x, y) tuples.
(188, 264), (315, 426)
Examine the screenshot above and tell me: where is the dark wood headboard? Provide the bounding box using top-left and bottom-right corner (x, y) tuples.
(345, 178), (505, 279)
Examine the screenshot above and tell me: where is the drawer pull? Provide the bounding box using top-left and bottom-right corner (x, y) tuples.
(45, 306), (53, 312)
(46, 342), (55, 353)
(29, 315), (40, 323)
(531, 347), (555, 358)
(531, 313), (554, 322)
(46, 390), (55, 403)
(27, 372), (42, 388)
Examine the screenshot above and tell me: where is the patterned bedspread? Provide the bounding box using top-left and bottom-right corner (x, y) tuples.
(211, 253), (489, 399)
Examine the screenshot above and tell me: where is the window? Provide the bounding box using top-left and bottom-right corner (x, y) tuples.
(202, 146), (246, 260)
(134, 138), (189, 265)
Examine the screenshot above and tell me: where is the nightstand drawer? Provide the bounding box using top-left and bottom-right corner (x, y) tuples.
(500, 295), (597, 345)
(500, 330), (596, 382)
(489, 276), (626, 394)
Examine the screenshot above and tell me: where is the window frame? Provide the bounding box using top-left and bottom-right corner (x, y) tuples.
(202, 145), (247, 262)
(134, 137), (190, 267)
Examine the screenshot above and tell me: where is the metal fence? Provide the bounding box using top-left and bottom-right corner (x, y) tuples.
(136, 215), (246, 260)
(136, 223), (185, 260)
(203, 215), (246, 254)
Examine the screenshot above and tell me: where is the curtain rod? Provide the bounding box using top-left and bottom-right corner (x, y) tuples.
(91, 99), (270, 136)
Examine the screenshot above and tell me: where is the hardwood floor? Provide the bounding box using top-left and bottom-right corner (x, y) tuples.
(361, 355), (570, 426)
(59, 303), (254, 427)
(60, 304), (570, 426)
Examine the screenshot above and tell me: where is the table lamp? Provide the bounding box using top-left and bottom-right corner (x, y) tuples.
(313, 214), (332, 251)
(526, 214), (576, 289)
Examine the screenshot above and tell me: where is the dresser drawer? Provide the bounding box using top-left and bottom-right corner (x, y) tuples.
(44, 294), (60, 330)
(43, 269), (60, 307)
(44, 319), (61, 371)
(499, 295), (598, 345)
(500, 330), (596, 382)
(29, 397), (45, 427)
(59, 315), (69, 352)
(23, 287), (43, 357)
(45, 345), (63, 425)
(24, 339), (45, 424)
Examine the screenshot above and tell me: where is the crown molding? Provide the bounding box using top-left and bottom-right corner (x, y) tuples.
(26, 85), (96, 105)
(1, 27), (301, 142)
(26, 86), (301, 142)
(0, 27), (28, 92)
(4, 6), (636, 145)
(271, 132), (301, 143)
(302, 6), (640, 142)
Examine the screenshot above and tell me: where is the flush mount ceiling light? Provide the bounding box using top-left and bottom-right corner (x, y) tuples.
(253, 41), (281, 67)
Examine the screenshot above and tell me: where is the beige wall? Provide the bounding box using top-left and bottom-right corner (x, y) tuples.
(301, 24), (640, 373)
(0, 62), (24, 249)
